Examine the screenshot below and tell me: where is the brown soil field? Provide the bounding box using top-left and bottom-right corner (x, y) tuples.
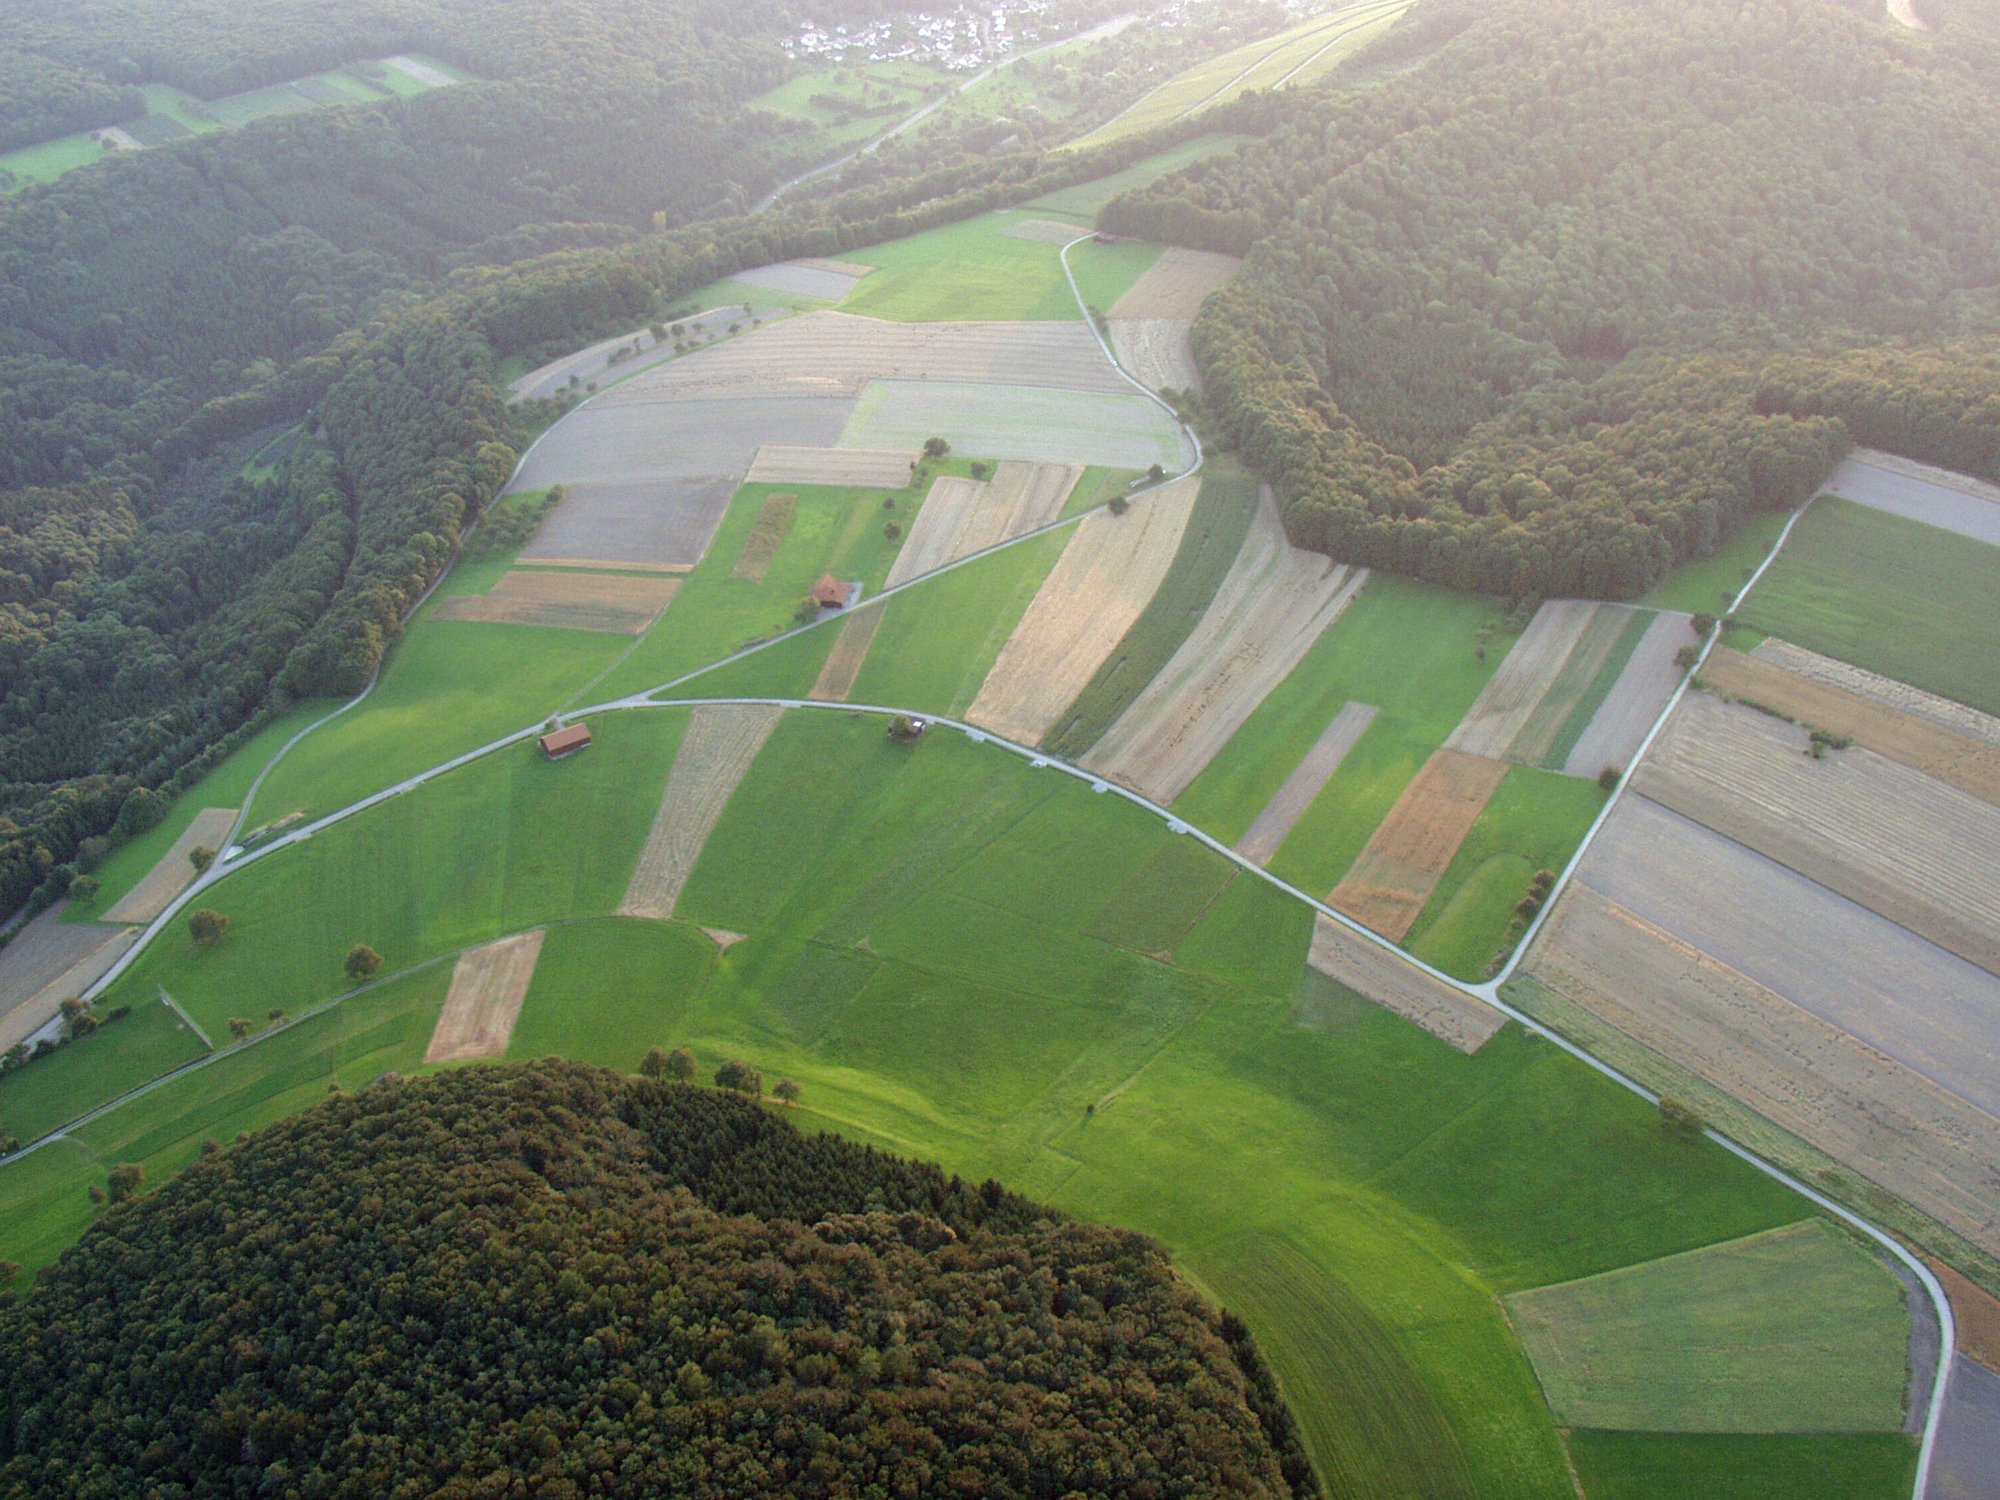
(433, 570), (680, 634)
(0, 906), (139, 1052)
(887, 462), (1082, 589)
(1931, 1262), (2000, 1372)
(102, 806), (241, 925)
(1109, 248), (1245, 320)
(1330, 750), (1509, 939)
(593, 312), (1127, 404)
(967, 475), (1200, 745)
(622, 706), (784, 919)
(1703, 646), (2000, 806)
(1109, 318), (1201, 394)
(1562, 609), (1693, 777)
(1236, 702), (1380, 865)
(1635, 691), (2000, 977)
(1526, 883), (2000, 1260)
(810, 604), (885, 702)
(1308, 913), (1507, 1053)
(743, 445), (918, 487)
(1003, 218), (1090, 245)
(1445, 600), (1604, 761)
(1087, 492), (1366, 804)
(423, 929), (546, 1063)
(730, 493), (797, 582)
(1753, 639), (2000, 749)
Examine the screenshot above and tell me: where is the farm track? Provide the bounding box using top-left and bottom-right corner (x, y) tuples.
(622, 705), (784, 920)
(1635, 692), (2000, 977)
(424, 929), (545, 1062)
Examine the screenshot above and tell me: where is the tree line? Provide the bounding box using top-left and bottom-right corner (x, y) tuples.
(1099, 0), (2000, 598)
(0, 1061), (1319, 1499)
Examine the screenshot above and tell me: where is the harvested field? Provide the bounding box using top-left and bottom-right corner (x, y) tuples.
(102, 806), (240, 924)
(1109, 247), (1244, 320)
(1523, 881), (2000, 1259)
(731, 260), (869, 302)
(810, 604), (886, 701)
(595, 312), (1127, 403)
(1929, 1261), (2000, 1374)
(0, 908), (139, 1052)
(792, 257), (875, 279)
(1702, 646), (2000, 806)
(1561, 609), (1692, 777)
(1445, 600), (1606, 761)
(1236, 702), (1379, 865)
(423, 930), (546, 1063)
(1752, 638), (2000, 749)
(1503, 606), (1640, 767)
(622, 706), (784, 919)
(432, 569), (679, 634)
(1581, 794), (2000, 1121)
(729, 493), (796, 582)
(742, 445), (918, 487)
(1004, 218), (1090, 245)
(1110, 318), (1201, 393)
(967, 475), (1200, 745)
(1328, 750), (1509, 940)
(514, 395), (853, 569)
(840, 380), (1186, 471)
(1634, 692), (2000, 977)
(883, 462), (1082, 588)
(1823, 450), (2000, 548)
(1307, 913), (1506, 1053)
(1085, 490), (1366, 804)
(508, 305), (785, 403)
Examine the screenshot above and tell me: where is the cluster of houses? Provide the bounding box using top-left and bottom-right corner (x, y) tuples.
(783, 0), (1060, 68)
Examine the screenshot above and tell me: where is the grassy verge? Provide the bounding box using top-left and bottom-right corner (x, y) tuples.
(1042, 466), (1259, 757)
(1734, 497), (2000, 715)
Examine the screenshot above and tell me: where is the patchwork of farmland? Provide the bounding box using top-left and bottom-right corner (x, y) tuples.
(839, 379), (1186, 470)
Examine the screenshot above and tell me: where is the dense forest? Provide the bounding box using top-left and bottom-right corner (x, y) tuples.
(0, 1063), (1318, 1498)
(1102, 0), (2000, 597)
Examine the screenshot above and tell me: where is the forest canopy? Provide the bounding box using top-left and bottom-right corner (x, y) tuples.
(0, 1063), (1318, 1500)
(1101, 0), (2000, 598)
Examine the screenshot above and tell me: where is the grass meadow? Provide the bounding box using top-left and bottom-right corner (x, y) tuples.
(1567, 1432), (1915, 1500)
(749, 60), (943, 152)
(1640, 508), (1792, 615)
(0, 707), (1876, 1496)
(0, 133), (108, 191)
(1031, 133), (1250, 217)
(1736, 497), (2000, 715)
(839, 211), (1162, 322)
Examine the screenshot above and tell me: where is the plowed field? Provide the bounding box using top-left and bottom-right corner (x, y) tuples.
(1446, 600), (1606, 761)
(1109, 317), (1201, 393)
(886, 464), (1084, 589)
(432, 570), (679, 633)
(1108, 248), (1244, 320)
(743, 445), (917, 487)
(1329, 750), (1509, 940)
(1236, 702), (1378, 865)
(1307, 913), (1506, 1053)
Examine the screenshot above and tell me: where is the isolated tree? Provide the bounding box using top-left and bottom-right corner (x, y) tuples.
(106, 1163), (144, 1203)
(1690, 611), (1717, 638)
(887, 714), (924, 744)
(1108, 494), (1130, 516)
(922, 436), (950, 458)
(267, 1007), (288, 1025)
(1596, 766), (1621, 793)
(1658, 1097), (1706, 1141)
(884, 520), (903, 540)
(665, 1047), (697, 1081)
(1147, 463), (1165, 482)
(188, 845), (215, 873)
(344, 945), (383, 984)
(773, 1078), (802, 1105)
(715, 1059), (762, 1096)
(639, 1046), (671, 1079)
(228, 1018), (253, 1041)
(59, 996), (93, 1037)
(67, 874), (100, 904)
(794, 597), (821, 626)
(188, 908), (229, 947)
(1674, 644), (1700, 671)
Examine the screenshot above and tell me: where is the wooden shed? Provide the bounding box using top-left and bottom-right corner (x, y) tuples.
(540, 723), (593, 759)
(810, 574), (860, 610)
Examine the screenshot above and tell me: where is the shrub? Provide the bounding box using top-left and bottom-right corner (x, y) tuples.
(344, 945), (383, 984)
(1658, 1097), (1706, 1141)
(188, 908), (229, 947)
(1596, 766), (1621, 792)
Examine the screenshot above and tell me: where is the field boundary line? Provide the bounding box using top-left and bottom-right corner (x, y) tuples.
(157, 987), (213, 1051)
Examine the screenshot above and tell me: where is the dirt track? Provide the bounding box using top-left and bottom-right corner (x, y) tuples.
(102, 807), (241, 924)
(1109, 248), (1244, 320)
(1330, 750), (1509, 939)
(595, 312), (1128, 404)
(885, 463), (1082, 589)
(1446, 600), (1604, 761)
(1308, 913), (1506, 1052)
(424, 929), (545, 1062)
(1109, 319), (1202, 393)
(1703, 646), (2000, 805)
(1236, 702), (1379, 865)
(810, 606), (886, 702)
(1526, 882), (2000, 1259)
(432, 570), (679, 634)
(744, 445), (917, 487)
(1086, 490), (1366, 804)
(1562, 609), (1691, 777)
(967, 476), (1200, 745)
(1635, 692), (2000, 976)
(622, 706), (784, 919)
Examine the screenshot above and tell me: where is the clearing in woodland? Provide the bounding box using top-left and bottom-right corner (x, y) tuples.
(966, 475), (1200, 745)
(622, 706), (785, 919)
(430, 569), (680, 634)
(100, 806), (241, 924)
(1329, 750), (1510, 940)
(1084, 489), (1366, 804)
(423, 929), (547, 1063)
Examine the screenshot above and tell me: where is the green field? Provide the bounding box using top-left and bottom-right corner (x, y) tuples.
(1566, 1432), (1917, 1500)
(1172, 576), (1507, 877)
(506, 918), (715, 1069)
(1043, 466), (1260, 756)
(1736, 496), (2000, 715)
(1506, 1220), (1911, 1432)
(0, 131), (108, 191)
(838, 210), (1161, 321)
(1031, 133), (1251, 217)
(0, 1000), (207, 1146)
(1641, 507), (1793, 613)
(749, 60), (943, 152)
(1403, 766), (1605, 980)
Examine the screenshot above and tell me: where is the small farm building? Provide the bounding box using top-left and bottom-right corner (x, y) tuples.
(540, 723), (593, 759)
(811, 575), (861, 609)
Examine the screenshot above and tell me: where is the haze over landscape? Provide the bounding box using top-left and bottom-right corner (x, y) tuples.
(1, 0), (1998, 1493)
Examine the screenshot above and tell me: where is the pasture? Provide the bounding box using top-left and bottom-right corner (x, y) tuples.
(1567, 1433), (1915, 1500)
(1640, 508), (1792, 614)
(1736, 497), (2000, 716)
(836, 212), (1162, 322)
(1029, 133), (1251, 217)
